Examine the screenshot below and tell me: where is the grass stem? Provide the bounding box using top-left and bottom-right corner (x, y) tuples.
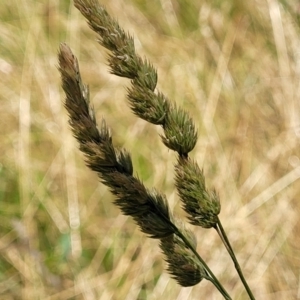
(215, 217), (256, 300)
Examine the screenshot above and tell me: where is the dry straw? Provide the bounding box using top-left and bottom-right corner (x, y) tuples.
(58, 1), (256, 299)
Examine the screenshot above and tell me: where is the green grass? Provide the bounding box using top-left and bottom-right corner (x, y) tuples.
(1, 0), (300, 299)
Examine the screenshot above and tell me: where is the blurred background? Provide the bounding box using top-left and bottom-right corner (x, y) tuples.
(1, 0), (300, 299)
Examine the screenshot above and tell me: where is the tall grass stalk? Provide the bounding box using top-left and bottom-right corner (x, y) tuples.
(58, 41), (231, 300)
(57, 0), (258, 298)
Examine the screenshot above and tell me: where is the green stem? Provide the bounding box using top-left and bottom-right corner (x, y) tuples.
(173, 226), (232, 300)
(215, 217), (256, 300)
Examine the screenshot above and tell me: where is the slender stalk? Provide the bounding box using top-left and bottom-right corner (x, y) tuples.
(58, 41), (230, 296)
(215, 217), (256, 300)
(173, 226), (232, 300)
(70, 1), (252, 297)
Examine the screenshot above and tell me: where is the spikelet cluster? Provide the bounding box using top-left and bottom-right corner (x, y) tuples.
(57, 1), (255, 298)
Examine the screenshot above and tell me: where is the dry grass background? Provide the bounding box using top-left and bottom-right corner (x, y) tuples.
(1, 0), (300, 299)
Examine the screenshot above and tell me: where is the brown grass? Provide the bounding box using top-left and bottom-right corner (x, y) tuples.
(1, 0), (300, 299)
